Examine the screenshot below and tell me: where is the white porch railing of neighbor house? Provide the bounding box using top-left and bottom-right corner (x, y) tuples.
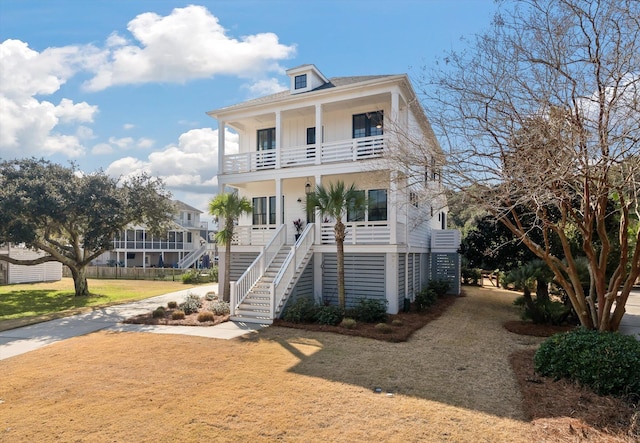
(222, 135), (386, 174)
(319, 221), (391, 244)
(272, 223), (315, 317)
(231, 225), (277, 246)
(230, 224), (286, 316)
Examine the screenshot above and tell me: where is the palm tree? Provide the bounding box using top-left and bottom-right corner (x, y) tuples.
(307, 181), (366, 309)
(209, 192), (252, 302)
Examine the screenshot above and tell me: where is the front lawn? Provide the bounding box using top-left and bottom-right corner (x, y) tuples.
(0, 278), (198, 330)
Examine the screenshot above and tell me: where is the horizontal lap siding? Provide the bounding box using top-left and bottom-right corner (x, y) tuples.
(289, 257), (314, 301)
(322, 253), (385, 308)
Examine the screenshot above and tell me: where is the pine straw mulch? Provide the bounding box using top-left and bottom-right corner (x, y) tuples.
(122, 298), (230, 326)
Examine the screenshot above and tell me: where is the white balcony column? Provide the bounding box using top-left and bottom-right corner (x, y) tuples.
(315, 104), (322, 165)
(275, 111), (282, 169)
(389, 171), (398, 245)
(275, 177), (282, 226)
(389, 91), (400, 149)
(218, 120), (225, 174)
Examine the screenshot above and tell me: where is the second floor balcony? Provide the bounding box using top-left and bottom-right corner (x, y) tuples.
(222, 135), (385, 175)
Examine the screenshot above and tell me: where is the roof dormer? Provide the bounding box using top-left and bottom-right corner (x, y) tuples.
(286, 64), (329, 94)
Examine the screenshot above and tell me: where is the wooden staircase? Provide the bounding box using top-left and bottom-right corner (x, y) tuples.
(231, 246), (313, 324)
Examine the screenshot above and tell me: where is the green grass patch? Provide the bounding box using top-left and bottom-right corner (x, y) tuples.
(0, 278), (199, 327)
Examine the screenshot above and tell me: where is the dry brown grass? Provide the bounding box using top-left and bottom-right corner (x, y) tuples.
(0, 285), (635, 442)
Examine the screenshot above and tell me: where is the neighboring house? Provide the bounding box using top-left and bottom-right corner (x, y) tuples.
(95, 200), (216, 269)
(207, 64), (460, 324)
(0, 244), (62, 285)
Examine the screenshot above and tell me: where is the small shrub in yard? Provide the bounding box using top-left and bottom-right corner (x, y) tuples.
(197, 311), (215, 322)
(314, 305), (344, 326)
(340, 318), (357, 329)
(374, 323), (393, 334)
(167, 301), (178, 309)
(415, 288), (437, 312)
(205, 292), (218, 301)
(152, 307), (165, 318)
(391, 319), (403, 327)
(351, 298), (388, 323)
(179, 293), (202, 315)
(534, 328), (640, 397)
(428, 279), (451, 297)
(283, 296), (317, 323)
(209, 300), (230, 316)
(171, 310), (186, 320)
(461, 267), (482, 285)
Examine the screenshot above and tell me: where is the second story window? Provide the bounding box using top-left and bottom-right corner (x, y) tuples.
(257, 128), (276, 151)
(353, 111), (383, 138)
(294, 74), (307, 89)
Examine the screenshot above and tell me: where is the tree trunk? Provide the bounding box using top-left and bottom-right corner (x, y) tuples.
(223, 239), (232, 303)
(335, 220), (346, 310)
(70, 265), (90, 297)
(536, 277), (549, 302)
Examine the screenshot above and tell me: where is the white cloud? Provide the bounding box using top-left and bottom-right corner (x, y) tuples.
(91, 143), (114, 155)
(105, 127), (237, 194)
(244, 78), (288, 97)
(0, 39), (98, 158)
(82, 5), (296, 91)
(137, 138), (154, 149)
(123, 123), (135, 130)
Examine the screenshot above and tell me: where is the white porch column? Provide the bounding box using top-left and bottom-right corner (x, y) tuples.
(314, 174), (322, 243)
(391, 92), (399, 124)
(218, 121), (225, 175)
(275, 111), (282, 169)
(315, 104), (322, 165)
(275, 177), (282, 226)
(124, 230), (128, 268)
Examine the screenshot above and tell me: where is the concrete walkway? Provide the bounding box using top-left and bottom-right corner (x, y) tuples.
(0, 284), (265, 361)
(619, 287), (640, 340)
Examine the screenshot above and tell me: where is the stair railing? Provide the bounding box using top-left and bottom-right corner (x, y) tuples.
(230, 224), (286, 315)
(272, 223), (315, 317)
(177, 242), (207, 269)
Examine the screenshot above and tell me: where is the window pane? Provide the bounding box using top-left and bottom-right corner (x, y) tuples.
(252, 197), (267, 224)
(295, 74), (307, 89)
(257, 128), (275, 151)
(269, 196), (276, 225)
(306, 127), (316, 144)
(347, 190), (366, 222)
(353, 114), (366, 138)
(370, 111), (383, 136)
(368, 189), (387, 221)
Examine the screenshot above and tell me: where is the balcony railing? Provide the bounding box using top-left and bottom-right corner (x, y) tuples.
(231, 225), (277, 246)
(222, 135), (386, 174)
(320, 221), (391, 245)
(111, 241), (190, 250)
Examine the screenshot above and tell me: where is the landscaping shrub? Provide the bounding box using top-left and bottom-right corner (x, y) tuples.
(181, 269), (217, 284)
(428, 279), (451, 297)
(414, 288), (437, 312)
(197, 311), (215, 322)
(513, 296), (571, 325)
(534, 328), (640, 397)
(350, 298), (388, 323)
(374, 323), (393, 334)
(391, 319), (403, 327)
(314, 305), (344, 326)
(152, 307), (165, 319)
(179, 293), (202, 315)
(209, 300), (230, 316)
(340, 318), (357, 329)
(461, 267), (482, 285)
(167, 301), (178, 309)
(282, 296), (317, 323)
(171, 310), (185, 320)
(205, 291), (218, 301)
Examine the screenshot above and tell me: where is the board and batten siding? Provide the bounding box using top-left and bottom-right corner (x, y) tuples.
(322, 253), (385, 308)
(397, 253), (406, 308)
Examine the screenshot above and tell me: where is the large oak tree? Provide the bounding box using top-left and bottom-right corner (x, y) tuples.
(0, 158), (175, 296)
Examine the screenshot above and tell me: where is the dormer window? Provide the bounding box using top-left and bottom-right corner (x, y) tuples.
(294, 74), (307, 90)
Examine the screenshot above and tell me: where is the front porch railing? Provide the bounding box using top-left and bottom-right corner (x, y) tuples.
(222, 135), (386, 174)
(230, 224), (286, 316)
(319, 221), (390, 244)
(231, 225), (277, 246)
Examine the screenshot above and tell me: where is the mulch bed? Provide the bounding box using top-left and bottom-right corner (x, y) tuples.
(503, 319), (576, 337)
(123, 298), (229, 327)
(273, 294), (458, 342)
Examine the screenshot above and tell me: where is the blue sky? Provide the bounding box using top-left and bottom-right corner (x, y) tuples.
(0, 0), (497, 224)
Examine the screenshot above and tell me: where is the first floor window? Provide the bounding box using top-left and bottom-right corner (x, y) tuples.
(269, 196), (277, 225)
(253, 197), (267, 225)
(346, 189), (387, 222)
